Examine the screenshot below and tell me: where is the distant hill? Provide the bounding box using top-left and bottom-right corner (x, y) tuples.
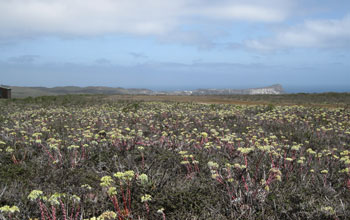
(9, 86), (153, 98)
(8, 84), (285, 98)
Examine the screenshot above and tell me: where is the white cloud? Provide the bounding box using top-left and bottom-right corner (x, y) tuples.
(194, 1), (289, 22)
(0, 0), (292, 38)
(0, 0), (185, 36)
(246, 14), (350, 50)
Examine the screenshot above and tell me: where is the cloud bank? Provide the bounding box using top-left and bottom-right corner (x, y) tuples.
(0, 0), (348, 51)
(246, 14), (350, 50)
(0, 0), (292, 38)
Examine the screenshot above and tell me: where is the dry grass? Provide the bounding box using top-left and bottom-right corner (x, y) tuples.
(106, 95), (345, 109)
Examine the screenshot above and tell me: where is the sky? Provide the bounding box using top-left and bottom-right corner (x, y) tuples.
(0, 0), (350, 93)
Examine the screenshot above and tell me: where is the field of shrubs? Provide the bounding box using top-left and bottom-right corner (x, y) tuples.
(0, 95), (350, 219)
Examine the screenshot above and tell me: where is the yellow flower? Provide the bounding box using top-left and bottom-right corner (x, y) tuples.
(48, 193), (63, 206)
(107, 187), (117, 196)
(28, 190), (43, 201)
(234, 163), (241, 169)
(99, 211), (117, 219)
(291, 145), (301, 151)
(207, 161), (219, 169)
(306, 148), (316, 154)
(0, 205), (20, 213)
(320, 206), (335, 215)
(5, 147), (14, 153)
(270, 168), (281, 175)
(100, 176), (114, 187)
(237, 147), (254, 154)
(68, 145), (79, 150)
(81, 184), (92, 190)
(141, 194), (152, 202)
(201, 132), (208, 138)
(138, 174), (148, 185)
(157, 208), (165, 214)
(264, 185), (270, 192)
(211, 173), (219, 179)
(320, 170), (328, 174)
(124, 170), (135, 181)
(114, 172), (124, 179)
(297, 160), (304, 164)
(276, 175), (282, 182)
(339, 168), (350, 173)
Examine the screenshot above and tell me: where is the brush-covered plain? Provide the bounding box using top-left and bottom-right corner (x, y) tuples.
(0, 95), (350, 219)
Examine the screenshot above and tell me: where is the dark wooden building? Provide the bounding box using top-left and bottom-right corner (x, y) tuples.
(0, 87), (11, 99)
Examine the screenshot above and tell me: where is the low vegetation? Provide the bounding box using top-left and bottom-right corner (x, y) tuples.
(0, 95), (350, 219)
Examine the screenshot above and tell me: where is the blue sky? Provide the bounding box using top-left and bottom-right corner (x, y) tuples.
(0, 0), (350, 92)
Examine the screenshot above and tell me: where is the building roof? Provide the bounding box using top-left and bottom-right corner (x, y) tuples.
(0, 86), (11, 90)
